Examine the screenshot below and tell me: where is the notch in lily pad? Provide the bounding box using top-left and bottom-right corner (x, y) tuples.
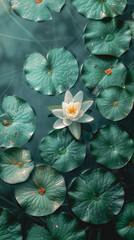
(0, 147), (34, 184)
(39, 128), (86, 172)
(0, 95), (36, 148)
(90, 125), (134, 169)
(15, 165), (66, 216)
(24, 48), (79, 96)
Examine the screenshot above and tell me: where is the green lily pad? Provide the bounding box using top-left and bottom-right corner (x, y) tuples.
(90, 125), (134, 169)
(96, 86), (133, 121)
(26, 225), (51, 240)
(125, 69), (134, 100)
(10, 0), (65, 22)
(71, 0), (127, 20)
(0, 96), (36, 148)
(81, 55), (127, 91)
(24, 48), (79, 96)
(127, 21), (134, 37)
(0, 147), (34, 184)
(115, 202), (134, 240)
(84, 18), (131, 57)
(39, 128), (86, 173)
(0, 209), (22, 240)
(26, 212), (86, 240)
(68, 169), (124, 224)
(15, 165), (66, 216)
(46, 212), (86, 240)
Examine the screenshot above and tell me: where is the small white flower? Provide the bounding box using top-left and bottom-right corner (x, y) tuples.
(52, 90), (94, 140)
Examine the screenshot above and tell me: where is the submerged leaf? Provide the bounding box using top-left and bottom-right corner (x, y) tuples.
(90, 125), (134, 169)
(24, 48), (79, 96)
(84, 18), (131, 57)
(0, 148), (34, 184)
(15, 165), (66, 216)
(68, 169), (124, 224)
(39, 128), (86, 172)
(0, 96), (36, 148)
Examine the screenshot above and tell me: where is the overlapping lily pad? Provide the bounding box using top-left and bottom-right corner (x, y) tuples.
(116, 202), (134, 240)
(127, 21), (134, 37)
(68, 169), (124, 224)
(27, 212), (86, 239)
(15, 165), (66, 216)
(0, 96), (36, 148)
(0, 209), (22, 240)
(90, 125), (134, 169)
(84, 18), (131, 57)
(24, 48), (79, 95)
(125, 69), (134, 100)
(81, 55), (127, 91)
(72, 0), (127, 20)
(10, 0), (65, 22)
(0, 148), (34, 184)
(39, 128), (86, 172)
(96, 86), (133, 121)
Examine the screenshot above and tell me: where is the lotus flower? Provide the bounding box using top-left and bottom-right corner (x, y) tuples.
(52, 91), (94, 140)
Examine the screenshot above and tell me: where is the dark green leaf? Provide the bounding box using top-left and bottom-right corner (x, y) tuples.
(26, 225), (51, 240)
(84, 18), (131, 57)
(125, 69), (134, 100)
(24, 48), (79, 95)
(90, 125), (134, 169)
(68, 169), (124, 224)
(15, 165), (66, 216)
(0, 147), (34, 184)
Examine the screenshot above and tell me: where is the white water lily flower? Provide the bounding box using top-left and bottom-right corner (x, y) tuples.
(52, 90), (94, 140)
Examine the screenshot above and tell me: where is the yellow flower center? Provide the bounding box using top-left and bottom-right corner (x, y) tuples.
(67, 105), (77, 115)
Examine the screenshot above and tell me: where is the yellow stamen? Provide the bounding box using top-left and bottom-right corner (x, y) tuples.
(67, 105), (77, 115)
(105, 68), (112, 75)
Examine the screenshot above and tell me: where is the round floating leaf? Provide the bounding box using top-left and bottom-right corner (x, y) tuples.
(15, 165), (66, 216)
(116, 202), (134, 240)
(0, 96), (36, 148)
(39, 128), (86, 173)
(10, 0), (65, 22)
(96, 86), (133, 121)
(84, 18), (131, 57)
(68, 169), (124, 224)
(125, 69), (134, 100)
(24, 48), (79, 95)
(46, 212), (86, 240)
(90, 125), (134, 169)
(26, 225), (51, 240)
(72, 0), (127, 20)
(127, 21), (134, 37)
(81, 55), (127, 91)
(0, 148), (34, 184)
(0, 209), (22, 240)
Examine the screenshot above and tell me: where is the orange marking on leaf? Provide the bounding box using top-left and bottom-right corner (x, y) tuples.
(130, 222), (134, 227)
(35, 0), (43, 3)
(113, 101), (118, 107)
(2, 120), (10, 126)
(10, 141), (14, 144)
(18, 162), (23, 168)
(48, 69), (52, 73)
(38, 187), (45, 195)
(105, 68), (112, 75)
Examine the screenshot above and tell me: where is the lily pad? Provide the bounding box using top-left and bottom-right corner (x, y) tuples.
(116, 202), (134, 240)
(39, 128), (86, 173)
(84, 18), (131, 57)
(10, 0), (65, 22)
(0, 96), (36, 148)
(0, 209), (22, 240)
(0, 147), (34, 184)
(68, 169), (124, 224)
(96, 86), (133, 121)
(90, 125), (134, 169)
(15, 165), (66, 216)
(24, 48), (79, 95)
(46, 212), (86, 240)
(127, 21), (134, 37)
(26, 225), (51, 240)
(71, 0), (127, 20)
(81, 55), (127, 91)
(125, 69), (134, 100)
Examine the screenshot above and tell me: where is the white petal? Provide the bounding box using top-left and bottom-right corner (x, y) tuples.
(63, 118), (72, 126)
(62, 102), (68, 116)
(81, 100), (93, 113)
(64, 90), (73, 103)
(72, 91), (83, 103)
(53, 119), (65, 129)
(52, 109), (64, 119)
(73, 110), (84, 121)
(77, 114), (94, 123)
(68, 122), (81, 140)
